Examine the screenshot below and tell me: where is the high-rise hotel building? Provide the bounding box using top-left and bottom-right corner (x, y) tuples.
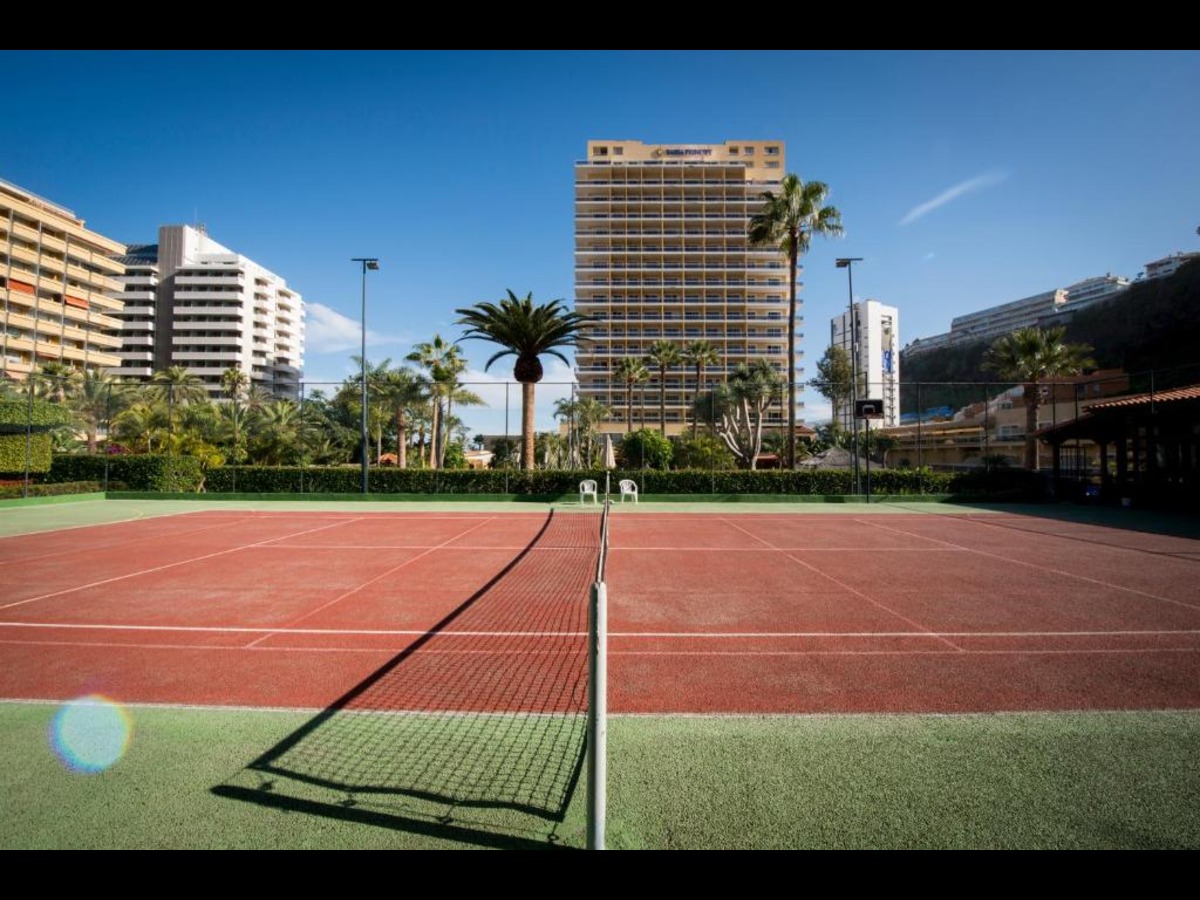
(574, 140), (794, 435)
(1, 179), (126, 380)
(112, 225), (304, 399)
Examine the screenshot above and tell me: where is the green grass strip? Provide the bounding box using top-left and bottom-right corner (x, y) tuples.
(3, 703), (1198, 849)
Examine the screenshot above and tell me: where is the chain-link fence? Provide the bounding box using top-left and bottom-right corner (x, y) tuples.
(2, 363), (1197, 497)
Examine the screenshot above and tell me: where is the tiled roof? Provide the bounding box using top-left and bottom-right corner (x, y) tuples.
(1088, 384), (1200, 410)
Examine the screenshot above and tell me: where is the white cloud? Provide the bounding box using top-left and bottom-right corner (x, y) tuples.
(803, 398), (834, 426)
(305, 302), (407, 354)
(899, 170), (1009, 226)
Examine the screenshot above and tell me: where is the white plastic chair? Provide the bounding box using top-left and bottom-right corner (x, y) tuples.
(619, 479), (638, 504)
(579, 479), (598, 505)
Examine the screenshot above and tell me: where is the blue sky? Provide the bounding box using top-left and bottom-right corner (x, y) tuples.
(5, 50), (1198, 429)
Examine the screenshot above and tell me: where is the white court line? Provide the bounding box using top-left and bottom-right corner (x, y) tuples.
(251, 544), (585, 551)
(0, 517), (363, 613)
(3, 621), (1200, 639)
(721, 517), (964, 652)
(243, 515), (499, 646)
(0, 516), (255, 567)
(859, 518), (1200, 613)
(1, 637), (1194, 659)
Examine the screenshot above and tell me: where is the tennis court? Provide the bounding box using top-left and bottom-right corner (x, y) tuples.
(2, 499), (1199, 848)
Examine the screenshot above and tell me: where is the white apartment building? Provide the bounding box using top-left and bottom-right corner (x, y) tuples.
(1144, 252), (1199, 281)
(113, 225), (304, 398)
(831, 300), (900, 427)
(574, 140), (793, 435)
(904, 274), (1130, 360)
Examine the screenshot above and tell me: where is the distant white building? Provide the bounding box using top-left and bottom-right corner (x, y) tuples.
(113, 225), (304, 399)
(831, 299), (899, 427)
(904, 273), (1130, 360)
(1143, 252), (1199, 282)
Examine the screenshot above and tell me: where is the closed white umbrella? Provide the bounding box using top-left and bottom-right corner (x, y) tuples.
(603, 434), (616, 470)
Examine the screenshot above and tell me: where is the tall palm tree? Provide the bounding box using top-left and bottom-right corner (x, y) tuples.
(682, 340), (721, 438)
(644, 340), (682, 436)
(152, 366), (209, 442)
(749, 174), (843, 468)
(71, 369), (124, 453)
(220, 366), (250, 403)
(36, 361), (78, 403)
(984, 326), (1095, 470)
(455, 290), (588, 470)
(554, 396), (609, 467)
(407, 335), (466, 470)
(614, 357), (649, 434)
(376, 366), (427, 469)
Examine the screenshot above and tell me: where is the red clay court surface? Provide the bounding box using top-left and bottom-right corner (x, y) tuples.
(1, 508), (1199, 715)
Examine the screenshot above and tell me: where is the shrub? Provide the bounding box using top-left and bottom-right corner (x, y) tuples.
(619, 429), (673, 470)
(47, 455), (204, 492)
(671, 435), (737, 470)
(0, 433), (52, 475)
(0, 480), (103, 499)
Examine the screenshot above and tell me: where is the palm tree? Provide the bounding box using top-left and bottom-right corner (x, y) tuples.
(749, 174), (844, 468)
(613, 357), (649, 434)
(36, 361), (78, 403)
(220, 367), (250, 403)
(682, 340), (720, 438)
(407, 335), (466, 470)
(554, 396), (609, 467)
(984, 326), (1095, 470)
(644, 340), (682, 436)
(455, 290), (588, 471)
(376, 366), (427, 469)
(71, 369), (124, 453)
(250, 401), (303, 466)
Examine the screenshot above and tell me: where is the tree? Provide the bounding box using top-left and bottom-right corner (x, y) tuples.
(554, 396), (609, 467)
(614, 357), (649, 433)
(749, 174), (843, 468)
(36, 362), (78, 403)
(152, 366), (208, 440)
(406, 335), (467, 470)
(672, 434), (737, 470)
(699, 361), (783, 469)
(455, 290), (588, 471)
(71, 369), (124, 453)
(644, 340), (682, 436)
(682, 340), (720, 438)
(375, 365), (427, 469)
(220, 367), (250, 402)
(984, 326), (1095, 470)
(620, 428), (673, 470)
(812, 345), (854, 428)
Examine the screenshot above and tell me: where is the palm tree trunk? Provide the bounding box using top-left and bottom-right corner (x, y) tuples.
(626, 384), (633, 433)
(787, 247), (798, 469)
(1024, 384), (1039, 471)
(429, 398), (440, 470)
(692, 363), (701, 439)
(521, 380), (536, 470)
(659, 366), (667, 436)
(397, 408), (407, 469)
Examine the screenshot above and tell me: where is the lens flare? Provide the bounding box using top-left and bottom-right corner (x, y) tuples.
(49, 695), (132, 773)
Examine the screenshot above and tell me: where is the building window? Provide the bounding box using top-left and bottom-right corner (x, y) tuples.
(765, 161), (780, 169)
(612, 147), (623, 156)
(765, 146), (780, 156)
(729, 147), (739, 156)
(743, 147), (755, 156)
(595, 146), (608, 157)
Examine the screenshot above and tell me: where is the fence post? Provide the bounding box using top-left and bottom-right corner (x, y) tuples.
(916, 381), (923, 493)
(299, 382), (306, 495)
(504, 381), (510, 494)
(23, 374), (35, 499)
(103, 382), (111, 492)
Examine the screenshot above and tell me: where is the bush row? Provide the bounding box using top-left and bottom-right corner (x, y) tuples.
(46, 455), (204, 492)
(0, 399), (74, 432)
(0, 433), (52, 475)
(0, 480), (103, 499)
(202, 466), (992, 496)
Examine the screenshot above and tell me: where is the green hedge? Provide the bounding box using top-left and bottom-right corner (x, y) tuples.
(0, 399), (73, 432)
(0, 480), (102, 499)
(0, 433), (52, 474)
(202, 466), (978, 496)
(47, 455), (205, 492)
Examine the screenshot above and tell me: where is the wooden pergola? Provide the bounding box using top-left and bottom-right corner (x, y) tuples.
(1038, 385), (1200, 506)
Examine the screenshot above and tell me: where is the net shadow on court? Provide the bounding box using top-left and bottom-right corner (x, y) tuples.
(213, 510), (599, 849)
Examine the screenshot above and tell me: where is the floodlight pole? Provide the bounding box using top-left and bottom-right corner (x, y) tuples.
(352, 258), (379, 494)
(837, 258), (863, 495)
